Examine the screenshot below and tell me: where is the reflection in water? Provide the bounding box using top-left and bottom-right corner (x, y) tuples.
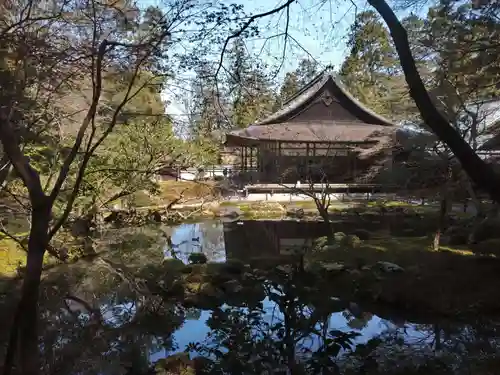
(163, 220), (331, 263)
(163, 222), (226, 263)
(1, 221), (500, 374)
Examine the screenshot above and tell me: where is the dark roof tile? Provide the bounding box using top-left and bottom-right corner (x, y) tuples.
(226, 71), (398, 145)
(228, 121), (394, 142)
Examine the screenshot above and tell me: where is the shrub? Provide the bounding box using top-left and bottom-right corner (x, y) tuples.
(312, 236), (330, 252)
(333, 232), (346, 243)
(352, 229), (371, 240)
(162, 258), (186, 271)
(473, 218), (500, 243)
(313, 236), (329, 248)
(472, 239), (500, 256)
(128, 190), (155, 208)
(448, 233), (468, 246)
(344, 235), (362, 248)
(222, 259), (246, 274)
(188, 252), (208, 264)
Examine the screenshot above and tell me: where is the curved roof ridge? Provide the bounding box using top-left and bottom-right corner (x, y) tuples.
(257, 73), (330, 125)
(254, 71), (397, 127)
(330, 72), (396, 127)
(281, 69), (329, 107)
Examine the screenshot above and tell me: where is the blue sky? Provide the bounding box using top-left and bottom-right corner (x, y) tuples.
(139, 0), (427, 120)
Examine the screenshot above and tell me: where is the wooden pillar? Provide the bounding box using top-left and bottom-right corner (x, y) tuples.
(256, 145), (261, 172)
(351, 152), (356, 181)
(305, 142), (311, 179)
(250, 147), (253, 170)
(240, 146), (244, 170)
(277, 141), (282, 179)
(243, 147), (247, 171)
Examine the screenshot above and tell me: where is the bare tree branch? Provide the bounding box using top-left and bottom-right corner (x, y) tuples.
(216, 0), (297, 79)
(48, 39), (108, 204)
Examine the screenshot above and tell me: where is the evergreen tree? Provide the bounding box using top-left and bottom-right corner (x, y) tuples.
(227, 38), (250, 125)
(226, 38), (274, 127)
(426, 0), (500, 103)
(232, 66), (274, 127)
(274, 58), (320, 110)
(295, 58), (320, 86)
(280, 72), (300, 102)
(339, 10), (402, 119)
(189, 62), (230, 137)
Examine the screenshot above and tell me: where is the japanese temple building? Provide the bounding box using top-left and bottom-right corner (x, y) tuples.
(225, 71), (398, 185)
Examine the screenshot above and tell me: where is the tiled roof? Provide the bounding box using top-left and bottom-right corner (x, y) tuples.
(227, 121), (393, 143)
(226, 71), (397, 145)
(256, 71), (395, 127)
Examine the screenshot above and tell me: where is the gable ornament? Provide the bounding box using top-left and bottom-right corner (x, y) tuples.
(321, 90), (333, 106)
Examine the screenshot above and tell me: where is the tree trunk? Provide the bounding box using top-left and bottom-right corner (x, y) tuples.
(368, 0), (500, 203)
(3, 202), (50, 375)
(464, 176), (482, 217)
(434, 324), (442, 351)
(314, 198), (332, 241)
(434, 164), (452, 251)
(433, 193), (448, 251)
(283, 310), (296, 374)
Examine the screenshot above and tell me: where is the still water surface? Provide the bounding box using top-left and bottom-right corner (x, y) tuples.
(155, 221), (499, 371)
(1, 220), (498, 374)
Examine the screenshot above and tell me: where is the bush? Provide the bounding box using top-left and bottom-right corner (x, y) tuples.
(448, 233), (468, 246)
(128, 190), (155, 208)
(222, 259), (246, 274)
(181, 265), (194, 274)
(443, 225), (470, 245)
(472, 239), (500, 256)
(313, 236), (329, 248)
(333, 232), (346, 243)
(188, 252), (208, 264)
(473, 218), (500, 243)
(344, 235), (362, 248)
(312, 236), (330, 252)
(352, 229), (371, 240)
(162, 258), (186, 270)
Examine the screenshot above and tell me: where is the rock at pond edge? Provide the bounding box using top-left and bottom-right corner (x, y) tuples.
(375, 261), (404, 273)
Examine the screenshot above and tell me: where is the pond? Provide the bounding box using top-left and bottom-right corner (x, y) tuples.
(163, 220), (333, 263)
(1, 219), (500, 374)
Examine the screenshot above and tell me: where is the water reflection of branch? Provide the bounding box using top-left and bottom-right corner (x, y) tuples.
(64, 294), (103, 325)
(95, 257), (150, 296)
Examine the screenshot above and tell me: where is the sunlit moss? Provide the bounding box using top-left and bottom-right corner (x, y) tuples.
(159, 180), (216, 202)
(0, 239), (25, 276)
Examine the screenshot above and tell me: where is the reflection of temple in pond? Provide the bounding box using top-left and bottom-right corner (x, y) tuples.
(223, 220), (330, 261)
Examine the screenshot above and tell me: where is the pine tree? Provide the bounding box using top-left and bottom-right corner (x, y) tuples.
(339, 10), (402, 118)
(274, 58), (320, 110)
(189, 62), (230, 137)
(226, 38), (274, 127)
(296, 58), (320, 86)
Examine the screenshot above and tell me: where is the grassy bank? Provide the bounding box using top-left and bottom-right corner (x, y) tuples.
(302, 226), (500, 318)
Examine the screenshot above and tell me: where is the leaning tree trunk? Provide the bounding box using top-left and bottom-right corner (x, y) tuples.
(3, 201), (50, 375)
(368, 0), (500, 204)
